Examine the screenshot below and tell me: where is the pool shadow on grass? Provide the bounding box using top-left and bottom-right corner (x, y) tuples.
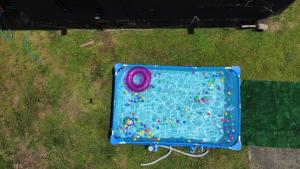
(242, 80), (300, 148)
(107, 68), (115, 140)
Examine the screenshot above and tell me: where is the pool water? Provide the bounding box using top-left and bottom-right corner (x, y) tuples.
(111, 65), (240, 148)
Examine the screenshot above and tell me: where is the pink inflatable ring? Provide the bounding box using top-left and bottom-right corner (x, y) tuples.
(125, 67), (151, 92)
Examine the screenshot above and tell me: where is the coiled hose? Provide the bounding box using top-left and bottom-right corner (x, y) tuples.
(141, 146), (209, 167)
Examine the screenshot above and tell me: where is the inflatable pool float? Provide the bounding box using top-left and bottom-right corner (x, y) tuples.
(125, 66), (151, 92)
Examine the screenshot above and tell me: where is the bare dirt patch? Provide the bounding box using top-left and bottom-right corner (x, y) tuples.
(249, 147), (300, 169)
(36, 98), (53, 119)
(14, 137), (48, 169)
(11, 95), (20, 109)
(60, 92), (82, 118)
(99, 31), (117, 59)
(268, 20), (281, 32)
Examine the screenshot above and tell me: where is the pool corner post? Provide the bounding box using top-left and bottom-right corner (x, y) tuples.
(110, 134), (120, 145)
(231, 140), (242, 151)
(231, 66), (241, 76)
(114, 63), (124, 73)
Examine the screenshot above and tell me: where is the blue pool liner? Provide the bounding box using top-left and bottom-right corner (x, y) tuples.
(111, 63), (241, 151)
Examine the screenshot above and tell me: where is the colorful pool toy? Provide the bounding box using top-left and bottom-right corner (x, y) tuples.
(125, 66), (152, 92)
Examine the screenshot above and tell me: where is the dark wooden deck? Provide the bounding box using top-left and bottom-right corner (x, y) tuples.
(0, 0), (295, 29)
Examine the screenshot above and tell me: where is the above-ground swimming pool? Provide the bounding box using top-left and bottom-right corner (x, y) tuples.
(110, 64), (241, 151)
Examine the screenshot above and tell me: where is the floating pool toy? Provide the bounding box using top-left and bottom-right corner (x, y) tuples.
(125, 66), (152, 92)
(126, 118), (133, 125)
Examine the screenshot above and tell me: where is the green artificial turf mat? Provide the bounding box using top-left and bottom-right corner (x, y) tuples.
(242, 80), (300, 148)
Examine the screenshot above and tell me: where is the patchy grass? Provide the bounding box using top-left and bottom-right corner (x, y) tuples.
(0, 1), (300, 169)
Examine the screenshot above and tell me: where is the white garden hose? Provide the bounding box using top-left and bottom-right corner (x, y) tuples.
(141, 146), (173, 167)
(141, 146), (209, 167)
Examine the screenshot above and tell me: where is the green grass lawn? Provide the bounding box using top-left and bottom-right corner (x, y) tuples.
(0, 1), (299, 168)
